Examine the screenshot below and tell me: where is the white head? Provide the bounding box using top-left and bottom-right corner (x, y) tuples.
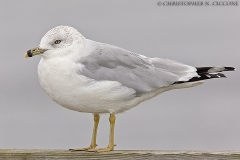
(24, 26), (85, 58)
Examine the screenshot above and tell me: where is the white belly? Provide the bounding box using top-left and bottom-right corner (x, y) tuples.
(37, 57), (143, 114)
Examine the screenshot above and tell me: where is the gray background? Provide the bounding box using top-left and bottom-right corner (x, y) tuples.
(0, 0), (239, 150)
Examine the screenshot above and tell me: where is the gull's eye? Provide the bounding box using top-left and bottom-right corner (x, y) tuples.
(54, 40), (61, 44)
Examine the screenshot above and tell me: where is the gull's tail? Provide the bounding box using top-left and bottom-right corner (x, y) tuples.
(174, 67), (235, 84)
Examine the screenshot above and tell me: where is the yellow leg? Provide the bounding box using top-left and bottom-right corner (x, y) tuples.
(70, 114), (100, 151)
(97, 114), (116, 152)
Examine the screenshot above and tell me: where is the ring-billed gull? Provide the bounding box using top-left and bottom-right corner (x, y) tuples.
(24, 26), (235, 152)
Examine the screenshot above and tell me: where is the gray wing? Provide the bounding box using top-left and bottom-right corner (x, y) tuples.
(78, 41), (181, 96)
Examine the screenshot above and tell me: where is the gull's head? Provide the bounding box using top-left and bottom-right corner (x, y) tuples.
(24, 26), (85, 58)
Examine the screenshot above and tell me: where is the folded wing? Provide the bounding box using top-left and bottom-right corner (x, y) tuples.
(77, 42), (199, 95)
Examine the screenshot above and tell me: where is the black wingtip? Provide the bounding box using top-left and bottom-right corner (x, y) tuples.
(224, 67), (236, 71)
(174, 72), (227, 84)
(218, 73), (227, 78)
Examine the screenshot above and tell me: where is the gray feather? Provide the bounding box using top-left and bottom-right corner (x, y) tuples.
(78, 41), (180, 95)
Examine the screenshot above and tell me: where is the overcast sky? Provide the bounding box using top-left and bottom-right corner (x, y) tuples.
(0, 0), (239, 150)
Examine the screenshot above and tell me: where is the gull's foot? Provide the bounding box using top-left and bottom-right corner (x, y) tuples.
(69, 144), (97, 152)
(96, 144), (115, 152)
